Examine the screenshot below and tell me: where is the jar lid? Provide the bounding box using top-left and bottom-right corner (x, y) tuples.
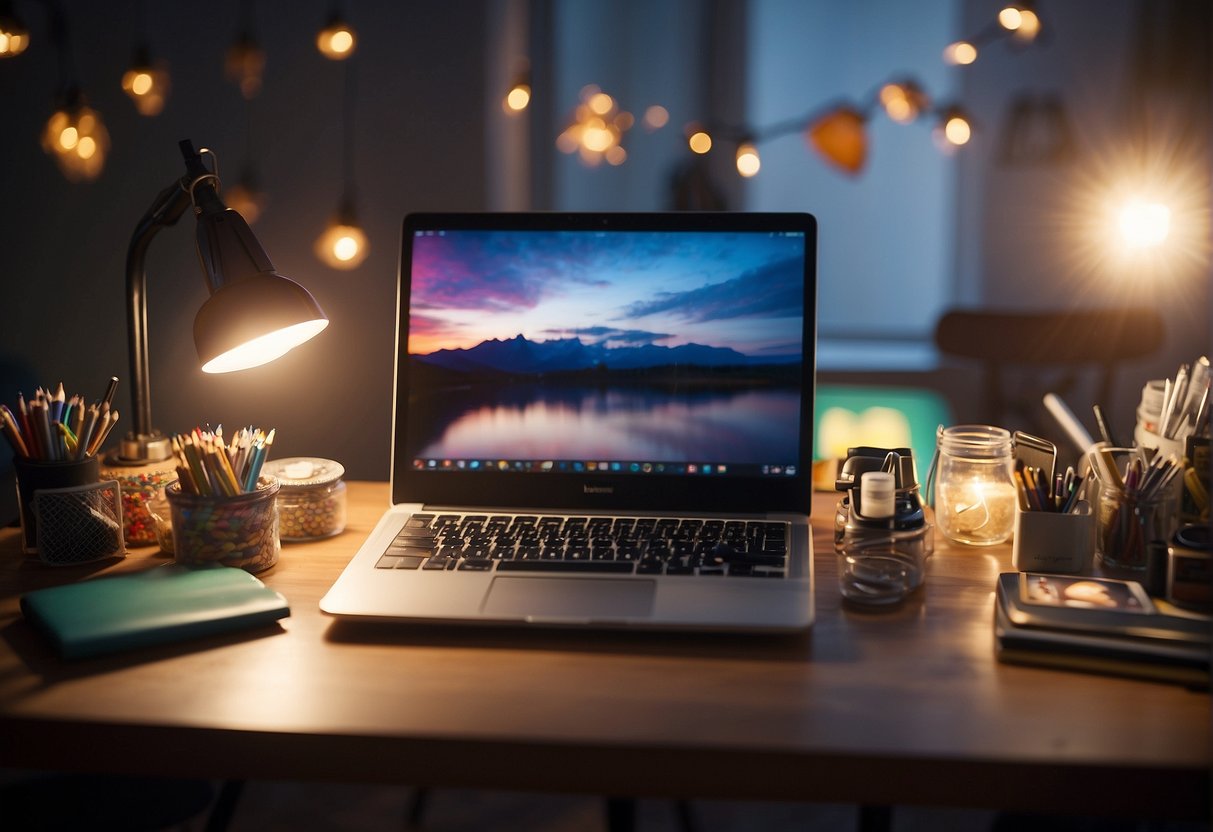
(261, 456), (345, 488)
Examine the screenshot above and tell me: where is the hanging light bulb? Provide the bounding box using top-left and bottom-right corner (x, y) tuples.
(0, 1), (29, 58)
(555, 86), (631, 166)
(42, 87), (110, 182)
(224, 165), (267, 225)
(935, 107), (974, 148)
(227, 1), (265, 100)
(226, 35), (265, 99)
(998, 4), (1041, 43)
(735, 141), (761, 177)
(686, 123), (712, 154)
(504, 79), (531, 113)
(503, 60), (531, 114)
(878, 81), (929, 124)
(315, 197), (369, 269)
(806, 106), (868, 175)
(943, 40), (978, 65)
(316, 6), (357, 60)
(121, 44), (170, 116)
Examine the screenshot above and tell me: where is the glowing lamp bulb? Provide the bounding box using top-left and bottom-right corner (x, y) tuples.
(317, 23), (356, 59)
(42, 101), (110, 181)
(688, 131), (712, 154)
(735, 142), (761, 177)
(1118, 200), (1172, 249)
(504, 83), (531, 112)
(944, 41), (977, 65)
(202, 320), (330, 374)
(0, 24), (29, 58)
(942, 114), (972, 146)
(316, 221), (369, 269)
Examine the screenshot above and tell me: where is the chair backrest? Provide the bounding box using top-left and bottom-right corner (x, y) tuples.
(933, 307), (1165, 429)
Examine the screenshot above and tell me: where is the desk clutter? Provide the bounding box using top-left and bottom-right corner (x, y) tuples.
(926, 354), (1211, 685)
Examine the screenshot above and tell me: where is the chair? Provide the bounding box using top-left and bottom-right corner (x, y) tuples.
(932, 307), (1164, 433)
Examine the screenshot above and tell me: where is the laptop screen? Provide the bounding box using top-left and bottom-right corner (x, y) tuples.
(392, 213), (817, 514)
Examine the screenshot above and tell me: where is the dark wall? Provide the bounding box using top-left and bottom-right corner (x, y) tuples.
(0, 1), (490, 482)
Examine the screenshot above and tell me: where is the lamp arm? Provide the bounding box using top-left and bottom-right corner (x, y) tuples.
(125, 178), (193, 441)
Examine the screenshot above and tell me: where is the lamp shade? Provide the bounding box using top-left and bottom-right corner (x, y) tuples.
(190, 178), (328, 374)
(195, 272), (329, 373)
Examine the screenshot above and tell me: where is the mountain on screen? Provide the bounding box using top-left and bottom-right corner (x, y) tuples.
(417, 335), (755, 374)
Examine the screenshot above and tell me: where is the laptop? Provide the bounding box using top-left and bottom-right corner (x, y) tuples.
(321, 212), (818, 631)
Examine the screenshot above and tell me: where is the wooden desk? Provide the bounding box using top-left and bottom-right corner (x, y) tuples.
(0, 484), (1207, 820)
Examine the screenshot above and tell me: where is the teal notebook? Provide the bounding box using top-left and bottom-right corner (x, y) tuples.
(21, 564), (290, 660)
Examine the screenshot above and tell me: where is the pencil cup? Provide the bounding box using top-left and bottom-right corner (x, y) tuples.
(1012, 505), (1094, 574)
(166, 476), (281, 573)
(1095, 484), (1177, 573)
(13, 456), (102, 555)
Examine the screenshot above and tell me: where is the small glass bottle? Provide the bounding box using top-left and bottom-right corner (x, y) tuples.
(934, 424), (1017, 546)
(261, 457), (347, 541)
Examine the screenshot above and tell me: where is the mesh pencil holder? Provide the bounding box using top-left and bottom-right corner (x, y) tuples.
(32, 480), (126, 566)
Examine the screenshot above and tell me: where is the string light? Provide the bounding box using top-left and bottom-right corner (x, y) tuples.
(878, 81), (929, 124)
(316, 60), (369, 270)
(316, 205), (369, 269)
(534, 1), (1037, 178)
(943, 41), (978, 65)
(121, 46), (170, 116)
(317, 4), (357, 60)
(0, 1), (29, 58)
(807, 107), (868, 175)
(226, 0), (265, 99)
(42, 88), (110, 182)
(556, 85), (633, 166)
(502, 59), (531, 114)
(687, 126), (712, 155)
(735, 141), (761, 177)
(937, 108), (974, 147)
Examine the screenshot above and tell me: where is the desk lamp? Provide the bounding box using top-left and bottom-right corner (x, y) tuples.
(120, 139), (329, 464)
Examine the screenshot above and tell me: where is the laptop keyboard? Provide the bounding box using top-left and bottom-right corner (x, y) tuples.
(374, 513), (788, 578)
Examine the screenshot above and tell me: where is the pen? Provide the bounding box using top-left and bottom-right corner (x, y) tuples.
(1092, 404), (1118, 447)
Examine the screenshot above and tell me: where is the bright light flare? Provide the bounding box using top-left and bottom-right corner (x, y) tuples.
(1118, 199), (1172, 249)
(1059, 129), (1211, 295)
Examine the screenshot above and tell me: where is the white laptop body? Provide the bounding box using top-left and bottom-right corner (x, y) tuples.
(321, 212), (818, 632)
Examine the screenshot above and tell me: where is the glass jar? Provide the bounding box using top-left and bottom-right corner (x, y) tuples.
(933, 425), (1017, 546)
(166, 476), (281, 573)
(261, 457), (347, 541)
(100, 456), (179, 548)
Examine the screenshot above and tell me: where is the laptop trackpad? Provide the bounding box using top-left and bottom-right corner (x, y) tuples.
(482, 577), (655, 622)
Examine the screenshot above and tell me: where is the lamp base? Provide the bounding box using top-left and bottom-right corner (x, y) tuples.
(117, 431), (174, 465)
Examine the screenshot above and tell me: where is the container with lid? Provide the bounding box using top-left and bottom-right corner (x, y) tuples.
(261, 457), (347, 541)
